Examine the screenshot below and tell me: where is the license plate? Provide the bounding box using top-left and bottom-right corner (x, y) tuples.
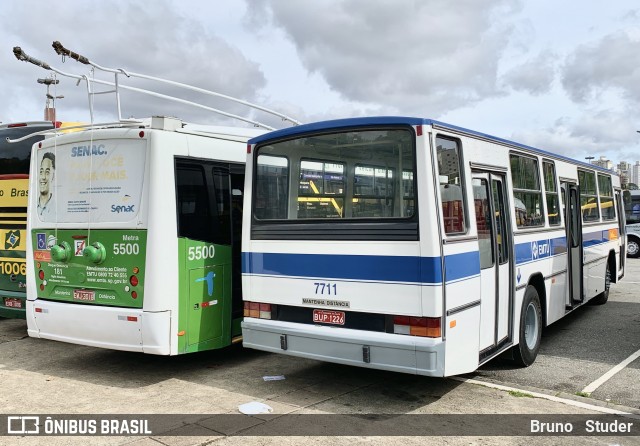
(313, 309), (345, 325)
(3, 298), (22, 308)
(73, 290), (95, 301)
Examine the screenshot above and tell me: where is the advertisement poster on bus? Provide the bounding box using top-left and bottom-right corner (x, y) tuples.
(36, 138), (146, 223)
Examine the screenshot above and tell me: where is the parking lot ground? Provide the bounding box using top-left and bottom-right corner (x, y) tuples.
(472, 258), (640, 410)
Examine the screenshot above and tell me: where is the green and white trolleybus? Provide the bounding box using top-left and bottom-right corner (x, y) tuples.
(15, 42), (299, 354)
(241, 117), (626, 376)
(26, 118), (266, 353)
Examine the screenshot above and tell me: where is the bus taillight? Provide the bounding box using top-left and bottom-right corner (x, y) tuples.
(393, 316), (441, 338)
(38, 270), (45, 280)
(244, 301), (271, 319)
(259, 303), (271, 319)
(129, 275), (139, 287)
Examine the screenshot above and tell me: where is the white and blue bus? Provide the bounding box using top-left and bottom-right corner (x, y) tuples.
(241, 117), (626, 376)
(625, 190), (640, 258)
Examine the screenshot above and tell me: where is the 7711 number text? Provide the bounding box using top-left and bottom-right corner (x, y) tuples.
(314, 282), (337, 295)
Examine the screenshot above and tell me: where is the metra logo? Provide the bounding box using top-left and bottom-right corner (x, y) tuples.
(111, 205), (135, 213)
(531, 240), (550, 260)
(71, 144), (107, 157)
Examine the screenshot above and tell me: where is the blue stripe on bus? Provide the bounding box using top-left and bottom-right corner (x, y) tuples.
(242, 251), (481, 285)
(583, 230), (614, 248)
(444, 251), (480, 282)
(514, 230), (613, 265)
(515, 236), (568, 265)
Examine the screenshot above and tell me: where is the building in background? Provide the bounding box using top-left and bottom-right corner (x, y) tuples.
(591, 156), (613, 170)
(617, 161), (630, 189)
(632, 161), (640, 188)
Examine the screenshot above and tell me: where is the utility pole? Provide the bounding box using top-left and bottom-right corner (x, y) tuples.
(37, 77), (63, 121)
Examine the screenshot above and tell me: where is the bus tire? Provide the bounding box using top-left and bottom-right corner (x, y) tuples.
(628, 236), (640, 258)
(513, 286), (542, 367)
(590, 261), (610, 305)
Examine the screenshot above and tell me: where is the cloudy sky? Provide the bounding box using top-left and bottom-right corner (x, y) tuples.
(2, 0), (639, 165)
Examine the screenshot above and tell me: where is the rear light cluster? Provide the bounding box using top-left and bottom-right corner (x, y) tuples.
(129, 271), (139, 299)
(38, 269), (45, 291)
(244, 301), (272, 319)
(393, 316), (441, 338)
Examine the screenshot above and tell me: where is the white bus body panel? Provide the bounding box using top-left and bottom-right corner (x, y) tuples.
(244, 240), (426, 315)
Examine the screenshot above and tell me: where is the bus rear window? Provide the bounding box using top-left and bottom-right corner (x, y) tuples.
(254, 128), (415, 220)
(0, 127), (47, 175)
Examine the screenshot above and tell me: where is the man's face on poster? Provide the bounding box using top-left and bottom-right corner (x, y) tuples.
(39, 157), (54, 197)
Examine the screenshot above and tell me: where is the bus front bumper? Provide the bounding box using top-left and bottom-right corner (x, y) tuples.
(242, 318), (445, 377)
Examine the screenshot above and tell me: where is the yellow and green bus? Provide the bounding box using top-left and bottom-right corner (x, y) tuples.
(0, 121), (59, 318)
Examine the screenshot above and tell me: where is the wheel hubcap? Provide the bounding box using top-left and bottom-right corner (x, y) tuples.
(524, 302), (538, 350)
(629, 241), (639, 256)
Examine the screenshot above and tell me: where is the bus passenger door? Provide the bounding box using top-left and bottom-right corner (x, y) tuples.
(176, 160), (233, 352)
(563, 182), (583, 305)
(472, 172), (513, 359)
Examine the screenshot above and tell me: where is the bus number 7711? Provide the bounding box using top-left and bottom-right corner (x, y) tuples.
(314, 282), (337, 295)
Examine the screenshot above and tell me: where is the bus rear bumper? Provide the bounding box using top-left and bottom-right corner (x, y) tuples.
(242, 318), (445, 377)
(26, 300), (171, 355)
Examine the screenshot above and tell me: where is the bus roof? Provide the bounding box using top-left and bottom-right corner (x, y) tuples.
(248, 116), (617, 175)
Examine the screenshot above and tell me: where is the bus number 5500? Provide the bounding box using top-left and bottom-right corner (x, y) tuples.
(113, 243), (140, 255)
(188, 245), (216, 261)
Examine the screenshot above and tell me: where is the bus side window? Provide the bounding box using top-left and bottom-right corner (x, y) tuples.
(510, 154), (544, 228)
(543, 161), (561, 226)
(436, 136), (466, 235)
(176, 164), (211, 242)
(578, 169), (600, 222)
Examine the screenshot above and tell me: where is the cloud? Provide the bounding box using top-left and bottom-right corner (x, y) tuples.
(253, 0), (520, 115)
(3, 0), (268, 126)
(510, 109), (639, 160)
(502, 51), (556, 95)
(562, 31), (640, 104)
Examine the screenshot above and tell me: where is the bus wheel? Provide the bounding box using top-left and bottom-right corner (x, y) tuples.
(628, 237), (640, 258)
(590, 262), (610, 305)
(513, 286), (542, 367)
